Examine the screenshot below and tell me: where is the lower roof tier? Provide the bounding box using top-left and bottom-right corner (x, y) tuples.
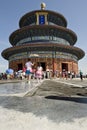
(2, 43), (85, 61)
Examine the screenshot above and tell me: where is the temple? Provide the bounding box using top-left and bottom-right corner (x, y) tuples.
(1, 3), (85, 75)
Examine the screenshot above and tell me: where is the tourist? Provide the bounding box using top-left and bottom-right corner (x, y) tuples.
(36, 63), (43, 82)
(65, 71), (68, 80)
(25, 58), (34, 84)
(46, 65), (50, 79)
(80, 71), (83, 81)
(70, 71), (73, 80)
(22, 66), (26, 78)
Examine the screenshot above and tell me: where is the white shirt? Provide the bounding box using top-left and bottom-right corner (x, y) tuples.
(25, 61), (33, 70)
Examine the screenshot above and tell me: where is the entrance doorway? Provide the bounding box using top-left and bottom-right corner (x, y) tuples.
(18, 63), (22, 71)
(62, 63), (68, 72)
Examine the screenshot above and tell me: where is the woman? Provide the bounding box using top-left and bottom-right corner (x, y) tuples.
(36, 63), (43, 82)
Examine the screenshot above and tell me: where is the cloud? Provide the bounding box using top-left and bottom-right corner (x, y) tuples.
(0, 56), (8, 73)
(0, 63), (8, 73)
(0, 40), (9, 73)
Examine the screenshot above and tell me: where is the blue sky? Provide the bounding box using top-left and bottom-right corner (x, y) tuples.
(0, 0), (87, 74)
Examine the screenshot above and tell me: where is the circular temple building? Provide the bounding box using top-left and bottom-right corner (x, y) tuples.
(1, 3), (85, 75)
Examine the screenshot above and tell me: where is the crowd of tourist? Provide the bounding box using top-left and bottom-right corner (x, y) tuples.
(0, 58), (86, 82)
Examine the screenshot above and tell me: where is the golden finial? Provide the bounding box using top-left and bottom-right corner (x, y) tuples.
(41, 2), (46, 10)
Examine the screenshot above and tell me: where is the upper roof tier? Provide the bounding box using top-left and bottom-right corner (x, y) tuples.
(19, 10), (67, 28)
(9, 25), (77, 46)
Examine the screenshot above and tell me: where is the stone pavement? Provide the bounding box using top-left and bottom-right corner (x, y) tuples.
(25, 78), (87, 97)
(0, 78), (87, 97)
(0, 78), (87, 130)
(0, 79), (43, 97)
(54, 78), (87, 88)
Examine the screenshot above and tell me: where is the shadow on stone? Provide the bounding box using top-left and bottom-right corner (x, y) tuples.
(77, 93), (87, 96)
(45, 95), (87, 104)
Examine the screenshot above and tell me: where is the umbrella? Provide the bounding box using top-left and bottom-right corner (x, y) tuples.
(6, 68), (14, 74)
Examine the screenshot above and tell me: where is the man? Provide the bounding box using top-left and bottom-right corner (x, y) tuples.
(25, 58), (34, 84)
(80, 71), (83, 81)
